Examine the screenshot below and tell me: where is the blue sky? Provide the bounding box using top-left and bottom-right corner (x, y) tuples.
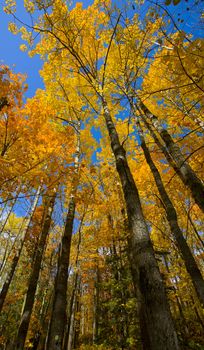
(0, 0), (95, 98)
(0, 1), (43, 97)
(0, 0), (122, 99)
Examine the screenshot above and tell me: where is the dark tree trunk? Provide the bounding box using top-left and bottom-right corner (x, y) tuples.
(64, 206), (84, 350)
(37, 292), (53, 350)
(36, 252), (55, 350)
(93, 262), (99, 345)
(0, 187), (41, 313)
(141, 117), (186, 183)
(139, 101), (204, 212)
(63, 271), (78, 350)
(0, 253), (19, 313)
(47, 125), (80, 350)
(102, 98), (179, 350)
(191, 295), (204, 329)
(72, 279), (81, 350)
(15, 193), (56, 350)
(0, 97), (9, 111)
(47, 196), (76, 350)
(140, 132), (204, 306)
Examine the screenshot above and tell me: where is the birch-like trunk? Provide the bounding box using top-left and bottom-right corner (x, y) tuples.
(102, 98), (179, 350)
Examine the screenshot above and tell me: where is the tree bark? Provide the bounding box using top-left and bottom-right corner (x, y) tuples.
(72, 278), (81, 350)
(47, 124), (80, 350)
(66, 273), (78, 350)
(0, 97), (9, 111)
(140, 130), (204, 306)
(15, 192), (56, 350)
(102, 98), (179, 350)
(139, 101), (204, 212)
(64, 206), (85, 350)
(0, 254), (19, 313)
(93, 263), (99, 345)
(47, 196), (76, 350)
(141, 117), (186, 183)
(0, 186), (41, 313)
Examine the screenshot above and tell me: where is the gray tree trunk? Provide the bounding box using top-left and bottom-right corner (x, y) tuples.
(140, 129), (204, 306)
(139, 101), (204, 212)
(102, 98), (179, 350)
(47, 196), (76, 350)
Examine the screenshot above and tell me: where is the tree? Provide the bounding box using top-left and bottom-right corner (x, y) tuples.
(15, 190), (56, 350)
(1, 1), (204, 349)
(137, 120), (204, 305)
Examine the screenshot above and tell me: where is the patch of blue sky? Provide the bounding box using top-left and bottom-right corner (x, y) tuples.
(0, 1), (44, 98)
(13, 191), (40, 218)
(90, 125), (102, 162)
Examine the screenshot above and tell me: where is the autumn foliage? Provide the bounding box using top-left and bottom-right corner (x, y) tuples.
(0, 1), (204, 350)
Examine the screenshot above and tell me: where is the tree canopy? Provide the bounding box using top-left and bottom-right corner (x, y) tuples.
(0, 1), (204, 349)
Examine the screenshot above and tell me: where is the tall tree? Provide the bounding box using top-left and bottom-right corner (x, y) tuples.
(24, 3), (180, 348)
(47, 126), (81, 350)
(139, 101), (204, 213)
(2, 1), (204, 349)
(0, 185), (41, 313)
(137, 120), (204, 305)
(15, 191), (56, 350)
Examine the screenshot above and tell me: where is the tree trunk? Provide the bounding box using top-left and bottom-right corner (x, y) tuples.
(64, 207), (85, 350)
(38, 294), (52, 350)
(0, 97), (9, 111)
(47, 196), (76, 350)
(140, 129), (204, 306)
(36, 252), (55, 350)
(0, 186), (41, 313)
(72, 279), (81, 350)
(186, 212), (204, 249)
(141, 116), (186, 183)
(163, 254), (189, 337)
(66, 273), (78, 350)
(102, 98), (179, 350)
(0, 254), (19, 313)
(47, 125), (80, 350)
(139, 101), (204, 212)
(93, 263), (99, 345)
(15, 192), (56, 350)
